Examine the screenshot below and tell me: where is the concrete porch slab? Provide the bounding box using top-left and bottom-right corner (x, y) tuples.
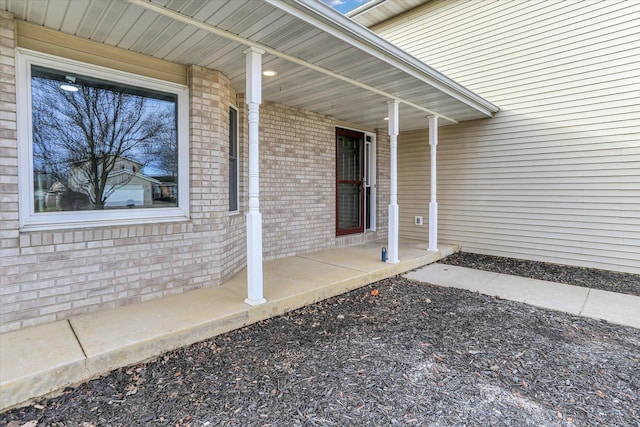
(0, 320), (87, 410)
(220, 256), (370, 325)
(70, 286), (252, 377)
(302, 240), (450, 282)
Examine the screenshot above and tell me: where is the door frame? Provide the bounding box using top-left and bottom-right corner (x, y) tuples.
(364, 131), (376, 232)
(335, 127), (377, 235)
(335, 127), (365, 236)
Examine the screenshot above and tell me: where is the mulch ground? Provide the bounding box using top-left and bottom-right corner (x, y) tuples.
(1, 254), (639, 426)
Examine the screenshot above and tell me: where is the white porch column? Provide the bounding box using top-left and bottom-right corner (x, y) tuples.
(244, 47), (266, 306)
(428, 115), (439, 252)
(387, 100), (400, 263)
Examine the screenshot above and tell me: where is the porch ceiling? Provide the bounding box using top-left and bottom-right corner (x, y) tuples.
(3, 0), (498, 131)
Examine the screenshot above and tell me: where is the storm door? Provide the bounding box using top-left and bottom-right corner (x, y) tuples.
(336, 128), (365, 235)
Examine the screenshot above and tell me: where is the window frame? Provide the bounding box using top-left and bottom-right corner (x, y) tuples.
(229, 104), (239, 213)
(16, 49), (190, 230)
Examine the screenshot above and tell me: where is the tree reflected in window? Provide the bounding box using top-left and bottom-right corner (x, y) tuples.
(31, 66), (178, 211)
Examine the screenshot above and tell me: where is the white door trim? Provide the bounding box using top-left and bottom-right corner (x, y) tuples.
(365, 132), (376, 232)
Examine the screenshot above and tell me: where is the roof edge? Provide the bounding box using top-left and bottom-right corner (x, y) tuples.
(346, 0), (389, 19)
(267, 0), (499, 117)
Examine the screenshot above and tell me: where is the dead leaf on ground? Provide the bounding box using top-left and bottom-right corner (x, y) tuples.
(125, 385), (138, 396)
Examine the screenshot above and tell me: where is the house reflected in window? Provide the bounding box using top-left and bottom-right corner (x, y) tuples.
(30, 65), (179, 212)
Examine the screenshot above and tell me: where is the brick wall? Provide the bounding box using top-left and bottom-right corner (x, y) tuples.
(220, 93), (247, 281)
(0, 57), (239, 332)
(376, 128), (390, 236)
(259, 102), (337, 259)
(187, 65), (231, 286)
(222, 98), (389, 272)
(0, 11), (21, 331)
(0, 14), (390, 332)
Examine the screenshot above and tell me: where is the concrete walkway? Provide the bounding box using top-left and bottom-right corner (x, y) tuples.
(0, 239), (454, 411)
(405, 263), (640, 329)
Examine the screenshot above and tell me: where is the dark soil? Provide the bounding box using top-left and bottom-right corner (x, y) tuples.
(439, 252), (640, 297)
(2, 274), (639, 426)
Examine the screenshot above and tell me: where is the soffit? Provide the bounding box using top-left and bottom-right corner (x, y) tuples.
(3, 0), (497, 131)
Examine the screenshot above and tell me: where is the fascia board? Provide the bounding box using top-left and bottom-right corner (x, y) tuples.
(265, 0), (499, 117)
(347, 0), (390, 18)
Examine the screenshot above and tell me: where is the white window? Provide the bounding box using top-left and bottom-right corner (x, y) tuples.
(16, 49), (189, 230)
(229, 105), (239, 212)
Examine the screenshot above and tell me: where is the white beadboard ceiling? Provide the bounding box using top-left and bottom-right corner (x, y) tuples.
(3, 0), (498, 131)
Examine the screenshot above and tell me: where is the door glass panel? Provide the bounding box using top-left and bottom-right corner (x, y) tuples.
(337, 137), (360, 181)
(338, 183), (361, 229)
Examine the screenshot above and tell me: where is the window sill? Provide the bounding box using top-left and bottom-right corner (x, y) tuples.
(20, 208), (190, 232)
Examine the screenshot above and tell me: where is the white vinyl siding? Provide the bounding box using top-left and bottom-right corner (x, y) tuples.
(398, 129), (430, 241)
(379, 0), (640, 274)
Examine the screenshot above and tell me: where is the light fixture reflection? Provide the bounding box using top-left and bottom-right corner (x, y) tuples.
(60, 75), (79, 92)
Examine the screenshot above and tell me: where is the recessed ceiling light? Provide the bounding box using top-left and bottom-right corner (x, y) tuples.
(60, 84), (78, 92)
(384, 117), (389, 121)
(60, 75), (78, 92)
(262, 70), (277, 77)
